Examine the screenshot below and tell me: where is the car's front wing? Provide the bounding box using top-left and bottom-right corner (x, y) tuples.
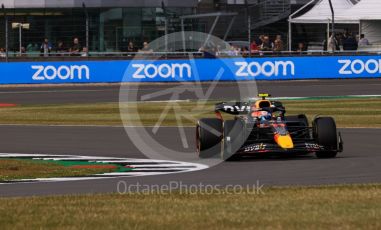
(237, 142), (327, 155)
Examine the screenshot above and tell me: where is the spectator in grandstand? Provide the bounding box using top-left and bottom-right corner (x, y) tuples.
(18, 47), (27, 57)
(139, 41), (153, 53)
(227, 45), (237, 56)
(56, 41), (67, 55)
(342, 33), (358, 51)
(358, 34), (370, 47)
(70, 37), (82, 56)
(127, 41), (137, 53)
(199, 43), (218, 58)
(241, 46), (249, 56)
(40, 38), (53, 57)
(273, 35), (284, 52)
(250, 40), (259, 55)
(336, 33), (344, 51)
(0, 48), (5, 58)
(260, 36), (272, 52)
(27, 43), (39, 52)
(296, 42), (306, 53)
(327, 33), (338, 52)
(258, 35), (265, 46)
(235, 46), (242, 56)
(344, 29), (350, 39)
(81, 47), (89, 57)
(215, 45), (223, 57)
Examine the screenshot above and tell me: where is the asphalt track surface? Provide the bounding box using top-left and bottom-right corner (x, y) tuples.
(0, 79), (380, 104)
(0, 79), (380, 197)
(0, 126), (380, 197)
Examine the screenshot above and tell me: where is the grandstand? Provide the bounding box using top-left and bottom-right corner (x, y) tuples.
(0, 0), (376, 60)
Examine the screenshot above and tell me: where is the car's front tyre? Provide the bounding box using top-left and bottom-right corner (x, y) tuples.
(313, 117), (338, 158)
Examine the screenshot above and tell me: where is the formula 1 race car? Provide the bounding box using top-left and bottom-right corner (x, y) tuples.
(196, 94), (343, 161)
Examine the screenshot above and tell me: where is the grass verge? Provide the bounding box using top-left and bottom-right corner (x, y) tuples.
(0, 184), (380, 229)
(0, 98), (379, 127)
(0, 159), (116, 181)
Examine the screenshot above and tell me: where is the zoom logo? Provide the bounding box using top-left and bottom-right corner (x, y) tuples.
(339, 59), (381, 75)
(132, 63), (192, 79)
(32, 65), (90, 81)
(235, 61), (295, 78)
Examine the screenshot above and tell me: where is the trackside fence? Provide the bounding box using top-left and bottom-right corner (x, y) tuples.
(0, 55), (380, 84)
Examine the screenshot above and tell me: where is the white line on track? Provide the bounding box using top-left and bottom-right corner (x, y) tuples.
(0, 153), (208, 184)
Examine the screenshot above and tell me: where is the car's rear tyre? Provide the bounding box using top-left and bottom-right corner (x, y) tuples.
(313, 117), (338, 158)
(222, 120), (244, 161)
(196, 118), (223, 158)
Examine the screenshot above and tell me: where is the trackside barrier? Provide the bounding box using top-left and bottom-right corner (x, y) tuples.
(0, 56), (380, 84)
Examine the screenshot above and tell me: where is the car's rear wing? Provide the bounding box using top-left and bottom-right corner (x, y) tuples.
(215, 101), (286, 115)
(215, 102), (250, 115)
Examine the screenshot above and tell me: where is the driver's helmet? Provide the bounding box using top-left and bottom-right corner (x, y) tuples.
(250, 99), (273, 122)
(251, 110), (272, 120)
(259, 111), (272, 121)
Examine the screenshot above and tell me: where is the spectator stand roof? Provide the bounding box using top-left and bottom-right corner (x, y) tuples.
(337, 0), (381, 44)
(289, 0), (357, 24)
(336, 0), (381, 21)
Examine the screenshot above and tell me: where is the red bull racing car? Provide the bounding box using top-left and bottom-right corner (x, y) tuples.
(196, 94), (343, 161)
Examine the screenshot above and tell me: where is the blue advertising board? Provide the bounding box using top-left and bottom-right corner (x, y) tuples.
(0, 55), (380, 84)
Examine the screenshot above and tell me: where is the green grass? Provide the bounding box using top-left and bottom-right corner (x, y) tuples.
(0, 103), (121, 126)
(0, 159), (116, 181)
(0, 184), (380, 229)
(284, 98), (381, 128)
(0, 98), (380, 127)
